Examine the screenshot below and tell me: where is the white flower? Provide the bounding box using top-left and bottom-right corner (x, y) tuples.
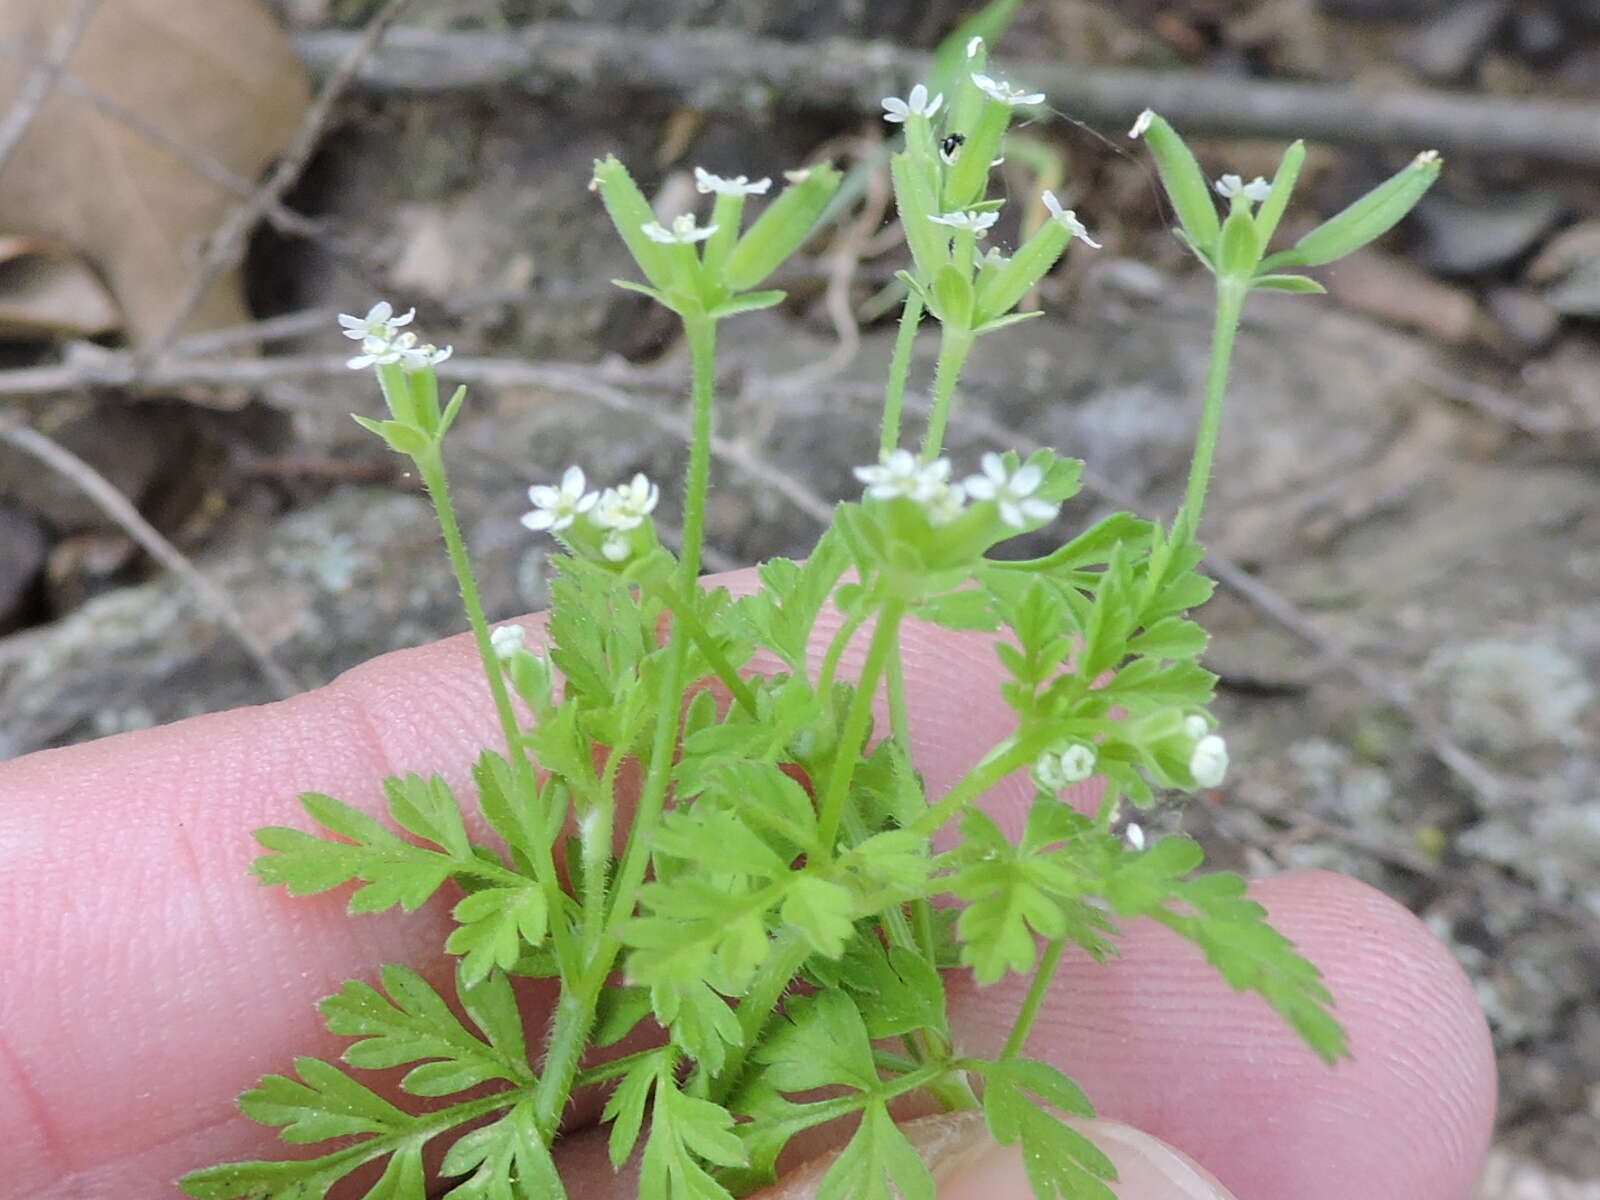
(929, 209), (1000, 237)
(1189, 734), (1229, 788)
(1184, 714), (1209, 740)
(397, 341), (454, 370)
(963, 452), (1057, 529)
(853, 449), (951, 503)
(1032, 743), (1096, 792)
(1040, 191), (1102, 248)
(594, 473), (660, 531)
(967, 36), (984, 58)
(346, 329), (417, 370)
(337, 300), (414, 343)
(1414, 149), (1441, 167)
(490, 624), (527, 661)
(784, 168), (813, 184)
(694, 166), (772, 196)
(881, 83), (944, 124)
(522, 465), (599, 533)
(1126, 822), (1147, 851)
(1214, 174), (1272, 203)
(1128, 108), (1154, 139)
(601, 533), (632, 562)
(971, 73), (1045, 107)
(924, 481), (968, 526)
(980, 246), (1011, 270)
(642, 213), (719, 244)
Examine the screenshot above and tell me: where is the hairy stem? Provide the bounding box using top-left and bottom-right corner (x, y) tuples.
(679, 316), (718, 589)
(1001, 937), (1066, 1059)
(920, 325), (974, 462)
(1177, 280), (1245, 540)
(879, 289), (924, 456)
(816, 598), (906, 857)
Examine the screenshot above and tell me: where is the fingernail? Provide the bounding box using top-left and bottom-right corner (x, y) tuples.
(934, 1116), (1237, 1200)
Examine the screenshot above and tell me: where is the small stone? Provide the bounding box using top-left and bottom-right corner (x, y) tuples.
(1486, 286), (1562, 352)
(1424, 638), (1595, 760)
(1414, 188), (1566, 276)
(1404, 0), (1511, 81)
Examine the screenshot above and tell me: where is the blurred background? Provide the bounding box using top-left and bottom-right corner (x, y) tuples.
(0, 1), (1595, 1193)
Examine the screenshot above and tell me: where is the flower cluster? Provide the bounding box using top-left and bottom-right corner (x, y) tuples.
(930, 209), (1000, 237)
(338, 301), (453, 371)
(522, 465), (661, 562)
(853, 450), (1060, 531)
(643, 213), (718, 245)
(1032, 742), (1097, 792)
(971, 73), (1046, 107)
(1184, 715), (1229, 788)
(693, 166), (771, 197)
(881, 83), (943, 124)
(1214, 173), (1271, 203)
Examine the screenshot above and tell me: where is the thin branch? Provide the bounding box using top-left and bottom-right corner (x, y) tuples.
(295, 20), (1600, 166)
(147, 0), (415, 352)
(0, 0), (102, 177)
(0, 416), (297, 699)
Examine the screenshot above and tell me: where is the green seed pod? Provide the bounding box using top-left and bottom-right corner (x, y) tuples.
(590, 155), (678, 291)
(723, 163), (842, 291)
(1271, 151), (1442, 269)
(1217, 209), (1262, 281)
(943, 99), (1010, 210)
(1253, 139), (1304, 250)
(890, 151), (949, 281)
(973, 222), (1069, 323)
(1136, 111), (1221, 254)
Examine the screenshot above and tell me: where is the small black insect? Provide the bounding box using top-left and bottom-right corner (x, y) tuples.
(939, 133), (966, 165)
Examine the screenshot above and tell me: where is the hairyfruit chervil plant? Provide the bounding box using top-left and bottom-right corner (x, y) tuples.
(182, 40), (1441, 1200)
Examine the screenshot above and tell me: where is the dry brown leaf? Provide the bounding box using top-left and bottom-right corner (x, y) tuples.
(0, 0), (311, 345)
(0, 235), (119, 337)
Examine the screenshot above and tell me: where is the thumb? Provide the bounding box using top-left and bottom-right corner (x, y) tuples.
(752, 1110), (1238, 1199)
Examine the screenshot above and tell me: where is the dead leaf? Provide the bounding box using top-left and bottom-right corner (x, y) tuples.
(0, 235), (119, 337)
(0, 0), (311, 345)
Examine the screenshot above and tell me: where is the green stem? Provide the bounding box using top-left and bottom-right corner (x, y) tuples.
(705, 934), (810, 1104)
(679, 317), (718, 590)
(920, 326), (975, 462)
(913, 726), (1055, 838)
(1178, 281), (1245, 541)
(816, 599), (906, 857)
(817, 602), (870, 702)
(651, 580), (757, 715)
(1001, 937), (1066, 1059)
(880, 290), (924, 455)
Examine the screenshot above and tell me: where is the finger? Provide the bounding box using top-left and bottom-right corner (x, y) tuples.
(552, 1110), (1238, 1199)
(942, 869), (1497, 1200)
(0, 567), (1026, 1194)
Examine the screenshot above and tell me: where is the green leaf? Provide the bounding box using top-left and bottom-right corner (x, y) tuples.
(603, 1050), (664, 1169)
(385, 774), (473, 860)
(1126, 615), (1209, 660)
(652, 979), (743, 1075)
(890, 150), (949, 281)
(754, 991), (879, 1094)
(707, 289), (787, 320)
(982, 1068), (1116, 1200)
(1254, 138), (1305, 248)
(780, 873), (855, 958)
(724, 164), (842, 291)
(817, 1101), (935, 1200)
(639, 1070), (746, 1198)
(930, 262), (975, 329)
(1217, 208), (1262, 279)
(1251, 273), (1327, 293)
(1138, 111), (1221, 253)
(244, 1056), (413, 1143)
(438, 1102), (561, 1200)
(352, 414), (432, 459)
(253, 791), (457, 915)
(321, 964), (531, 1095)
(592, 154), (679, 290)
(446, 885), (549, 987)
(1269, 150), (1442, 269)
(594, 984), (653, 1048)
(733, 530), (848, 668)
(844, 938), (950, 1041)
(627, 877), (776, 994)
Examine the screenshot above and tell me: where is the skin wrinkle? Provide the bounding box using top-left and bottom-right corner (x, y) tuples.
(0, 1014), (66, 1178)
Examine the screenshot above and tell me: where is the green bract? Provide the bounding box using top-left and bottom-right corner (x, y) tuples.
(182, 42), (1444, 1200)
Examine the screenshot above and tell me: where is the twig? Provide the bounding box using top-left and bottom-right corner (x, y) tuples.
(0, 0), (102, 177)
(295, 20), (1600, 166)
(0, 416), (297, 699)
(147, 0), (415, 353)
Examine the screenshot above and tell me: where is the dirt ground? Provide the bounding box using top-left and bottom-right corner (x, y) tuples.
(0, 1), (1596, 1194)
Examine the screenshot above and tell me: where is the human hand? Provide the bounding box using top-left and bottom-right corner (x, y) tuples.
(0, 568), (1495, 1199)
